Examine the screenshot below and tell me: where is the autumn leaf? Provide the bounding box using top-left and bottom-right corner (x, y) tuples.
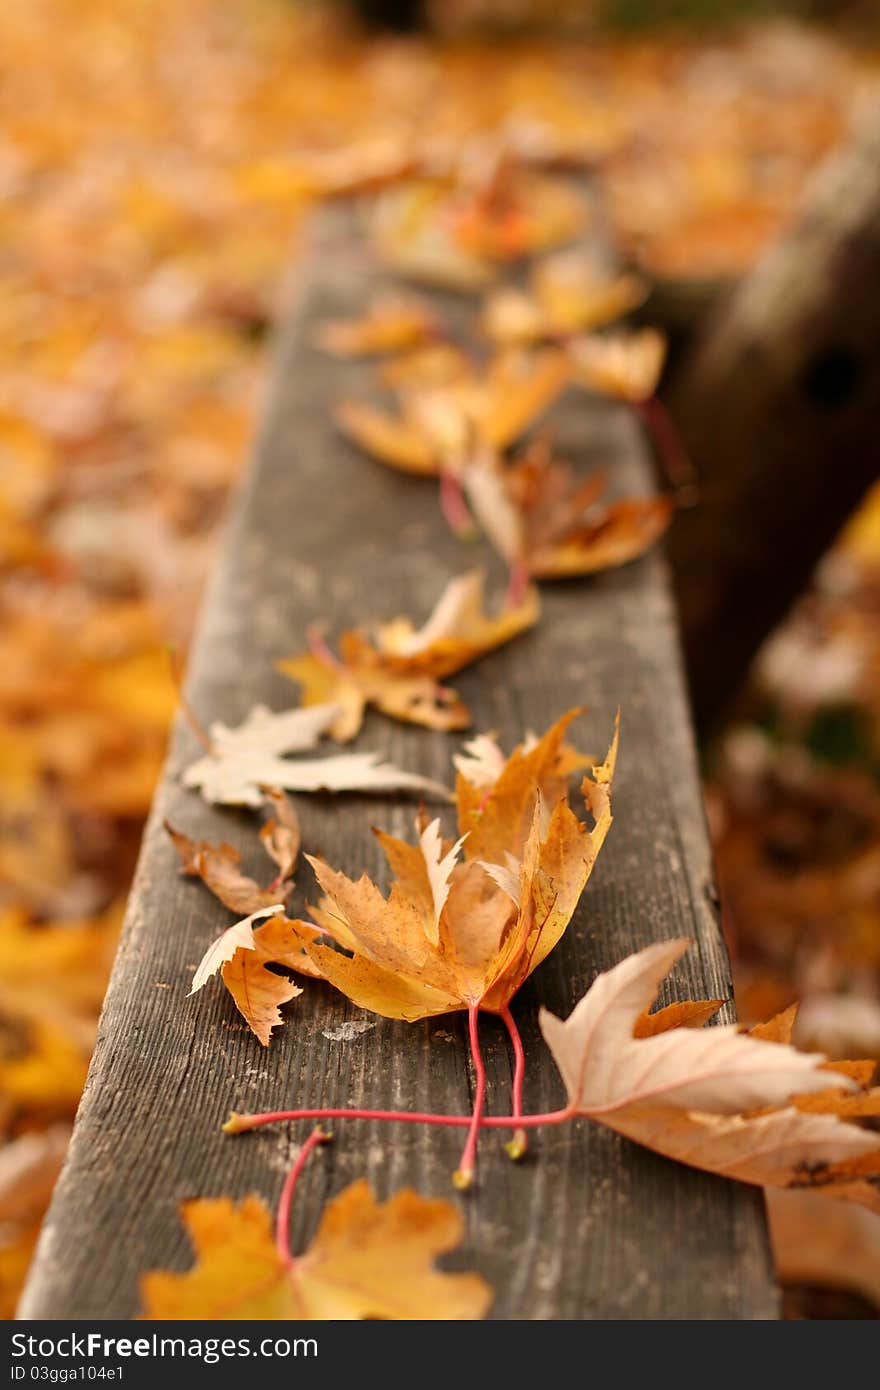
(482, 251), (648, 347)
(464, 438), (673, 581)
(219, 912), (321, 1047)
(167, 787), (300, 916)
(294, 709), (617, 1021)
(313, 296), (439, 358)
(370, 169), (587, 287)
(445, 168), (589, 263)
(280, 571), (539, 741)
(568, 328), (667, 404)
(182, 702), (449, 805)
(766, 1189), (880, 1309)
(335, 347), (568, 480)
(378, 344), (471, 391)
(539, 939), (880, 1210)
(141, 1181), (491, 1320)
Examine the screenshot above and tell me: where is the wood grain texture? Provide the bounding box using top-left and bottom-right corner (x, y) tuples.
(20, 205), (778, 1321)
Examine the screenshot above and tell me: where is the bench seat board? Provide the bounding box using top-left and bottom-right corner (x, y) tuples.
(20, 207), (778, 1320)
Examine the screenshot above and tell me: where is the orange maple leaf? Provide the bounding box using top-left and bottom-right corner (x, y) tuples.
(465, 437), (673, 582)
(295, 709), (616, 1023)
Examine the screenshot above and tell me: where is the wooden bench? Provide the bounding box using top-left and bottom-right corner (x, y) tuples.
(19, 203), (779, 1320)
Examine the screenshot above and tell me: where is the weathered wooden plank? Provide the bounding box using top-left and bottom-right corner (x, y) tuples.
(20, 206), (778, 1320)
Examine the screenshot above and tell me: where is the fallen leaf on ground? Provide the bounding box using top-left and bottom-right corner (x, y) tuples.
(313, 296), (439, 358)
(464, 438), (673, 579)
(141, 1181), (491, 1320)
(293, 709), (617, 1019)
(280, 571), (538, 741)
(540, 939), (880, 1210)
(182, 703), (449, 805)
(482, 251), (648, 347)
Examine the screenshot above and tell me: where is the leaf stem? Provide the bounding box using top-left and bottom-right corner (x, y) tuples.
(500, 1005), (527, 1160)
(306, 623), (344, 672)
(225, 1104), (573, 1135)
(505, 558), (531, 610)
(453, 1005), (487, 1190)
(275, 1126), (330, 1268)
(440, 469), (474, 537)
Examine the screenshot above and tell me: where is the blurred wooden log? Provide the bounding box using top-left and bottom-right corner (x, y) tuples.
(666, 112), (880, 731)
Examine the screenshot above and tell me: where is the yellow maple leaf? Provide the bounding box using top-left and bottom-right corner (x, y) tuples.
(280, 570), (539, 741)
(141, 1182), (491, 1320)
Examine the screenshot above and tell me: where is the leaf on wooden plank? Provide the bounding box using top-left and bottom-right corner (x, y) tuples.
(182, 703), (449, 805)
(140, 1181), (491, 1320)
(167, 789), (299, 916)
(259, 786), (301, 881)
(482, 251), (649, 347)
(189, 904), (285, 996)
(418, 818), (468, 945)
(372, 182), (498, 290)
(464, 437), (673, 578)
(378, 344), (471, 390)
(455, 707), (598, 864)
(568, 328), (667, 403)
(447, 170), (589, 264)
(294, 710), (617, 1020)
(451, 732), (507, 790)
(335, 348), (567, 482)
(313, 295), (439, 358)
(280, 571), (538, 741)
(219, 913), (309, 1046)
(374, 569), (538, 674)
(539, 939), (880, 1209)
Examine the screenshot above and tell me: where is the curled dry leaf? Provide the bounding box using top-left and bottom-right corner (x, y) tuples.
(293, 709), (617, 1020)
(335, 347), (568, 481)
(539, 939), (880, 1211)
(465, 438), (673, 580)
(280, 570), (539, 741)
(166, 788), (300, 917)
(182, 702), (448, 806)
(188, 904), (287, 998)
(482, 250), (649, 348)
(313, 295), (439, 359)
(568, 328), (667, 404)
(141, 1181), (491, 1320)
